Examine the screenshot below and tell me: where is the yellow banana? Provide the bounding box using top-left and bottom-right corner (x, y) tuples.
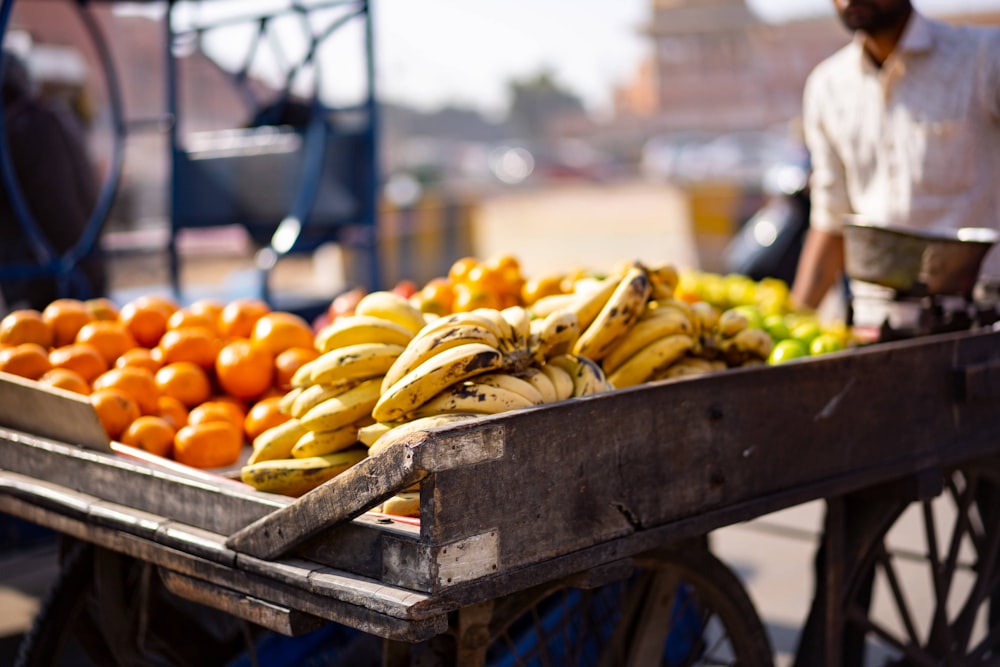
(650, 356), (717, 381)
(717, 308), (750, 338)
(368, 413), (481, 457)
(354, 290), (427, 336)
(380, 323), (500, 393)
(520, 366), (559, 403)
(374, 343), (506, 422)
(539, 361), (576, 401)
(240, 448), (368, 497)
(290, 360), (318, 388)
(474, 372), (544, 405)
(291, 422), (361, 458)
(606, 334), (695, 389)
(530, 308), (580, 363)
(381, 492), (420, 518)
(573, 264), (651, 362)
(720, 327), (774, 365)
(308, 342), (405, 385)
(408, 380), (538, 419)
(601, 308), (693, 375)
(500, 306), (532, 351)
(247, 418), (308, 465)
(357, 421), (395, 447)
(645, 298), (694, 322)
(315, 315), (414, 354)
(648, 263), (679, 300)
(278, 386), (304, 415)
(289, 380), (359, 419)
(414, 309), (507, 345)
(300, 377), (382, 432)
(569, 276), (622, 331)
(527, 292), (579, 319)
(548, 354), (612, 397)
(480, 307), (517, 353)
(689, 301), (720, 337)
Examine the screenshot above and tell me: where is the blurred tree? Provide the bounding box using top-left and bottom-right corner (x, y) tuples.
(506, 69), (585, 143)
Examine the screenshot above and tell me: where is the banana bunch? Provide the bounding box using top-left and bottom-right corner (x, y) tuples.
(572, 262), (652, 363)
(240, 448), (368, 497)
(712, 307), (774, 367)
(373, 304), (551, 422)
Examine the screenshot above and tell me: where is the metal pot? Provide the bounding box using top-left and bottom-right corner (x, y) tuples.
(842, 218), (999, 297)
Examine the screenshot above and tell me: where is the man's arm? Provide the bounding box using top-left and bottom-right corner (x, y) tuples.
(791, 227), (844, 311)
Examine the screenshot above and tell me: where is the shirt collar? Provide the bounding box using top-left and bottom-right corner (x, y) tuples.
(850, 10), (935, 67)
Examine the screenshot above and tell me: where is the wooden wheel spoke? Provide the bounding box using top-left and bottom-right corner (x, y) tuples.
(622, 570), (685, 667)
(953, 501), (1000, 648)
(921, 499), (956, 650)
(967, 623), (1000, 662)
(846, 605), (938, 667)
(874, 548), (923, 648)
(942, 478), (976, 597)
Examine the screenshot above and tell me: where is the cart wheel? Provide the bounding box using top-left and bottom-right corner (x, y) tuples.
(480, 540), (773, 666)
(842, 462), (1000, 663)
(15, 537), (256, 667)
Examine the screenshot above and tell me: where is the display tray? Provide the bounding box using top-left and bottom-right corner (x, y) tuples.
(4, 327), (1000, 607)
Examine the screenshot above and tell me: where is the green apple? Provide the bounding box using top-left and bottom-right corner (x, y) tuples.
(809, 333), (846, 356)
(790, 319), (822, 346)
(768, 338), (808, 365)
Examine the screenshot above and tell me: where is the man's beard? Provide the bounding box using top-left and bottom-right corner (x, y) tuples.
(837, 1), (911, 34)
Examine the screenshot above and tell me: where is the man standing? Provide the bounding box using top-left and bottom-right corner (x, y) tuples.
(790, 0), (1000, 312)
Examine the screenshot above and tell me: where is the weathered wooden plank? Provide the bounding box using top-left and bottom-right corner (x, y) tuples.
(158, 570), (328, 636)
(0, 371), (109, 450)
(0, 492), (449, 639)
(418, 328), (1000, 586)
(0, 428), (286, 533)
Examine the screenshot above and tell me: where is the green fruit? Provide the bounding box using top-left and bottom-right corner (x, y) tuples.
(790, 320), (822, 346)
(809, 333), (845, 356)
(762, 314), (791, 341)
(731, 305), (764, 331)
(768, 338), (808, 365)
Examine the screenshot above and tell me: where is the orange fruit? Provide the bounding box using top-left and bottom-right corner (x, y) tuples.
(156, 326), (219, 370)
(48, 343), (108, 384)
(138, 294), (180, 317)
(215, 338), (274, 401)
(250, 312), (314, 356)
(115, 347), (162, 374)
(155, 361), (212, 408)
(157, 395), (189, 430)
(120, 415), (176, 458)
(520, 274), (564, 305)
(274, 346), (320, 392)
(90, 387), (141, 440)
(218, 298), (271, 340)
(414, 277), (455, 316)
(451, 282), (501, 312)
(0, 309), (53, 348)
(188, 399), (245, 427)
(119, 296), (173, 349)
(0, 343), (52, 379)
(173, 421), (244, 469)
(92, 366), (160, 416)
(85, 297), (121, 321)
(38, 367), (91, 395)
(76, 320), (138, 366)
(42, 299), (93, 347)
(448, 256), (479, 285)
(187, 299), (225, 327)
(166, 308), (217, 333)
(243, 395), (291, 441)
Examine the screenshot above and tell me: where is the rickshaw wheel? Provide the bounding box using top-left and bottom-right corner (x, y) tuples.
(476, 540), (774, 666)
(841, 461), (1000, 664)
(15, 538), (256, 667)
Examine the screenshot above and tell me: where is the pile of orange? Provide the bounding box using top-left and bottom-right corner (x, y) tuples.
(0, 296), (311, 470)
(409, 254), (527, 315)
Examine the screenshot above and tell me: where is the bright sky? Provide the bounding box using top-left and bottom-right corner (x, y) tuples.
(372, 0), (1000, 116)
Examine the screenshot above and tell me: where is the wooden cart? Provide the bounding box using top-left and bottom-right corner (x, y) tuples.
(3, 325), (1000, 665)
